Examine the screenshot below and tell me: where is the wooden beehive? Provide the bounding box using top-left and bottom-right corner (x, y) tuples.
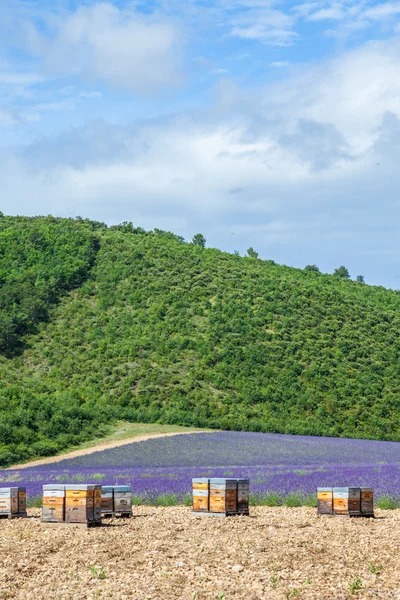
(192, 478), (209, 512)
(42, 485), (65, 523)
(101, 486), (114, 514)
(317, 487), (333, 515)
(209, 478), (237, 514)
(0, 488), (19, 516)
(18, 487), (27, 515)
(237, 479), (250, 514)
(361, 488), (374, 516)
(333, 487), (361, 516)
(65, 485), (96, 524)
(113, 485), (132, 515)
(93, 484), (102, 523)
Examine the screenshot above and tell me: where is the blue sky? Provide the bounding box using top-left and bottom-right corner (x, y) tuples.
(1, 0), (400, 287)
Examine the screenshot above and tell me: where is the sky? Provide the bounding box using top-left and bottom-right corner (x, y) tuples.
(1, 0), (400, 288)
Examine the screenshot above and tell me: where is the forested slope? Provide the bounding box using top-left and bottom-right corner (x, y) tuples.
(1, 214), (400, 466)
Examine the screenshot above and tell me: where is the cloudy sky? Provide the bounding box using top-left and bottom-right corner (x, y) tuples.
(1, 0), (400, 288)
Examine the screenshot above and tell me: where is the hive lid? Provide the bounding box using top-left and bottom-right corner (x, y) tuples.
(361, 487), (374, 492)
(64, 484), (96, 490)
(236, 479), (250, 484)
(113, 486), (132, 492)
(43, 485), (66, 491)
(209, 478), (237, 484)
(0, 487), (19, 494)
(317, 487), (333, 492)
(192, 478), (209, 483)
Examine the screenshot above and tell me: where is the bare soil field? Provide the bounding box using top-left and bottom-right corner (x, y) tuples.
(1, 507), (400, 600)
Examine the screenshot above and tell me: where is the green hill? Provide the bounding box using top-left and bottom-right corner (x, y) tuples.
(1, 214), (400, 466)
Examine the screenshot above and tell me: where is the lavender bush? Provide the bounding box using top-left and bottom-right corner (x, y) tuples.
(2, 432), (400, 507)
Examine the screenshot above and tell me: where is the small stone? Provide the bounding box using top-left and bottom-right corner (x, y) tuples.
(232, 565), (244, 573)
(177, 561), (185, 567)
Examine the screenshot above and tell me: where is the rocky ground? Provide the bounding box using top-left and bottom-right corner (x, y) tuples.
(0, 507), (400, 599)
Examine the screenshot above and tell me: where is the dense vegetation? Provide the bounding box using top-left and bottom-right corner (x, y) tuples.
(1, 214), (400, 466)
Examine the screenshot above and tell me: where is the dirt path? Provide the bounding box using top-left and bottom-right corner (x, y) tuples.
(7, 430), (210, 470)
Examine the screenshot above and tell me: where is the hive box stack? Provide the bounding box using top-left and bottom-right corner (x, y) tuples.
(65, 484), (101, 525)
(113, 485), (132, 517)
(101, 485), (133, 517)
(317, 488), (333, 515)
(361, 488), (374, 517)
(192, 478), (250, 517)
(333, 487), (361, 516)
(0, 487), (27, 519)
(209, 478), (237, 515)
(42, 484), (101, 526)
(237, 479), (250, 515)
(101, 486), (114, 515)
(192, 478), (209, 512)
(318, 487), (374, 518)
(42, 485), (65, 522)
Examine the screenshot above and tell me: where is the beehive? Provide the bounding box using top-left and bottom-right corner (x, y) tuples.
(317, 487), (333, 515)
(101, 486), (114, 514)
(209, 478), (237, 514)
(333, 487), (361, 516)
(18, 487), (27, 514)
(237, 479), (250, 514)
(361, 488), (374, 516)
(42, 485), (65, 522)
(113, 485), (132, 515)
(65, 485), (96, 524)
(192, 478), (209, 512)
(0, 488), (19, 516)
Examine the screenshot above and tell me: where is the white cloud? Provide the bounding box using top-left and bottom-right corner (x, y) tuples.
(2, 34), (400, 285)
(0, 72), (44, 85)
(308, 7), (344, 21)
(269, 61), (289, 67)
(364, 1), (400, 19)
(78, 91), (103, 99)
(229, 6), (297, 44)
(24, 2), (184, 94)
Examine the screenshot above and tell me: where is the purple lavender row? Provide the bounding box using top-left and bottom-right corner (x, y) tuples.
(1, 464), (400, 503)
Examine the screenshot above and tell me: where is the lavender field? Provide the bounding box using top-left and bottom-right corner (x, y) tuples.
(2, 432), (400, 507)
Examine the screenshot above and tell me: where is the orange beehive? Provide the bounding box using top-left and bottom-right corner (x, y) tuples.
(333, 488), (361, 516)
(42, 486), (66, 522)
(192, 478), (209, 512)
(65, 485), (96, 524)
(317, 488), (333, 515)
(209, 479), (237, 514)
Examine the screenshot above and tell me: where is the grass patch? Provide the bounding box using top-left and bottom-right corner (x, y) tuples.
(27, 495), (42, 508)
(376, 495), (400, 509)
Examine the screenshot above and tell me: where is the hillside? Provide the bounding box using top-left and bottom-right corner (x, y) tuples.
(1, 214), (400, 466)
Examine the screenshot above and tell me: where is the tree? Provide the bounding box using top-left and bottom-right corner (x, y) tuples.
(333, 266), (350, 279)
(304, 264), (320, 273)
(357, 275), (365, 283)
(247, 247), (258, 258)
(234, 250), (240, 256)
(192, 233), (206, 247)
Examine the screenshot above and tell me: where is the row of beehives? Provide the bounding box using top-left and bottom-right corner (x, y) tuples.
(0, 487), (27, 518)
(42, 484), (133, 525)
(0, 485), (132, 525)
(318, 487), (374, 517)
(192, 478), (250, 516)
